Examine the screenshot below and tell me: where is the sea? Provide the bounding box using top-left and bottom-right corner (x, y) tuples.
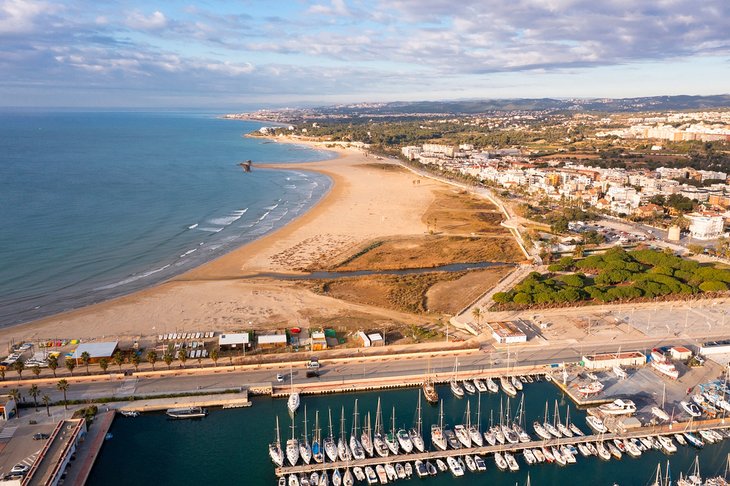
(0, 110), (334, 328)
(88, 382), (730, 486)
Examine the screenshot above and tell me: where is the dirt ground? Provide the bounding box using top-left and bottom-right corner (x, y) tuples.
(426, 267), (512, 314)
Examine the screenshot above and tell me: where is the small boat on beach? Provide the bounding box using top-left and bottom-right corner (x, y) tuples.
(166, 407), (207, 419)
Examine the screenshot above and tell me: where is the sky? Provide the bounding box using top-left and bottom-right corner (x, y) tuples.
(1, 0), (729, 108)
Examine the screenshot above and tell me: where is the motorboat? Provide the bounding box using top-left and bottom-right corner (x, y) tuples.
(434, 459), (446, 473)
(485, 377), (499, 393)
(681, 400), (702, 418)
(447, 456), (464, 477)
(674, 433), (687, 446)
(596, 442), (611, 461)
(657, 435), (677, 453)
(287, 366), (300, 415)
(385, 464), (397, 482)
(505, 452), (520, 471)
(166, 407), (207, 419)
(300, 474), (310, 486)
(396, 428), (414, 453)
(474, 455), (487, 472)
(454, 424), (472, 448)
(552, 446), (566, 466)
(395, 463), (406, 479)
(586, 415), (607, 433)
(451, 380), (465, 398)
(444, 427), (461, 450)
(364, 467), (377, 485)
(598, 399), (637, 415)
(533, 448), (545, 463)
(494, 452), (508, 470)
(120, 410), (139, 417)
(607, 441), (622, 459)
(561, 445), (576, 464)
(414, 460), (428, 478)
(577, 381), (604, 396)
(577, 443), (591, 457)
(374, 466), (387, 484)
(511, 376), (523, 391)
(541, 446), (555, 463)
(404, 462), (412, 478)
(699, 429), (716, 444)
(464, 455), (477, 472)
(524, 447), (538, 464)
(624, 438), (642, 457)
(463, 380), (476, 395)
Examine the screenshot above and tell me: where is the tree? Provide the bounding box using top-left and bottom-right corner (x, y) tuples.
(80, 351), (91, 375)
(0, 369), (4, 381)
(113, 351), (124, 372)
(9, 389), (21, 417)
(57, 379), (69, 410)
(42, 394), (50, 417)
(699, 281), (728, 292)
(65, 358), (76, 377)
(163, 353), (173, 370)
(28, 384), (40, 410)
(31, 365), (41, 379)
(687, 244), (705, 256)
(178, 349), (188, 368)
(48, 355), (58, 378)
(99, 358), (109, 374)
(210, 349), (219, 367)
(12, 360), (24, 379)
(146, 350), (158, 371)
(131, 354), (141, 372)
(471, 307), (482, 326)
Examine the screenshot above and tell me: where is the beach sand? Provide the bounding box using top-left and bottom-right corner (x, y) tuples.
(0, 141), (443, 348)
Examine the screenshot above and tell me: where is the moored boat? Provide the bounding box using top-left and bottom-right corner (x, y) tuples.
(166, 406), (207, 419)
(598, 399), (637, 415)
(500, 376), (517, 397)
(586, 415), (607, 433)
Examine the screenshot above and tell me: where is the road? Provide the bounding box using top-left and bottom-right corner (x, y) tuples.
(29, 332), (729, 404)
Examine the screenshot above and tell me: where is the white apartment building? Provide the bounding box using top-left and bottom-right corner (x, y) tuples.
(687, 213), (725, 240)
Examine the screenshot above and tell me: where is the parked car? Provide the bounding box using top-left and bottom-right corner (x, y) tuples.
(276, 373), (285, 383)
(10, 464), (29, 475)
(33, 433), (50, 440)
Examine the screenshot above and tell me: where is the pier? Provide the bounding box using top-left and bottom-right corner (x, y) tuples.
(274, 418), (730, 477)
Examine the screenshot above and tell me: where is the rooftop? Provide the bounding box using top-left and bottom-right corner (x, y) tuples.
(72, 341), (118, 359)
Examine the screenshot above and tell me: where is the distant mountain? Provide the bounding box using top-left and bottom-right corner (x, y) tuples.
(319, 95), (730, 115)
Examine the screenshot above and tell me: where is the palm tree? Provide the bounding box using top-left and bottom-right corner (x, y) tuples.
(210, 349), (219, 367)
(113, 351), (124, 372)
(0, 369), (5, 381)
(80, 351), (91, 375)
(197, 356), (202, 368)
(42, 394), (51, 417)
(471, 307), (482, 327)
(48, 355), (58, 378)
(9, 389), (21, 417)
(99, 358), (109, 374)
(31, 365), (41, 379)
(163, 353), (173, 370)
(177, 349), (187, 369)
(131, 354), (141, 372)
(146, 350), (158, 371)
(57, 379), (69, 410)
(28, 384), (40, 411)
(12, 360), (25, 379)
(65, 358), (76, 376)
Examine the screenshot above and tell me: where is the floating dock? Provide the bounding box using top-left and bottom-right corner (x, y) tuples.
(274, 417), (730, 477)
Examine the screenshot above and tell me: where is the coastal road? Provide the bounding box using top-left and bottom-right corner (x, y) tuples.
(30, 333), (726, 404)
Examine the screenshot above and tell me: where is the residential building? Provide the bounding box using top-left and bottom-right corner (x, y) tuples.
(687, 213), (724, 240)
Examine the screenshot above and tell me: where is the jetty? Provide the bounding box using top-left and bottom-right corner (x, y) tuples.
(274, 417), (730, 477)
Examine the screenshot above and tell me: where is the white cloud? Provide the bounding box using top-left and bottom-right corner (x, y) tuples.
(125, 10), (167, 31)
(0, 0), (53, 34)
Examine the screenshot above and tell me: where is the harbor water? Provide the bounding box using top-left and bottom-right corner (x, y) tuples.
(88, 381), (730, 485)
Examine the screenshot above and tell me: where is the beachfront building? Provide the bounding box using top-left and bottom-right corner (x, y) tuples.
(487, 321), (527, 344)
(0, 395), (17, 420)
(310, 331), (328, 351)
(71, 341), (118, 364)
(687, 213), (725, 240)
(257, 333), (287, 350)
(581, 351), (646, 370)
(218, 333), (250, 351)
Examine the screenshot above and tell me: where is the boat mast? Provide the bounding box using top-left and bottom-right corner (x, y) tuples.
(303, 405), (308, 442)
(375, 398), (383, 434)
(465, 400), (471, 429)
(416, 394), (423, 435)
(314, 410), (320, 444)
(352, 399), (359, 437)
(340, 406), (346, 442)
(391, 406), (396, 436)
(328, 407), (334, 440)
(275, 416), (281, 446)
(439, 400), (444, 429)
(476, 393), (482, 434)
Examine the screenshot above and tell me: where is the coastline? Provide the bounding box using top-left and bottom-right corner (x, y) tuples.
(0, 137), (439, 349)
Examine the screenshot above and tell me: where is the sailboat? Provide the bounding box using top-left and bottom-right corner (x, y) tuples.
(652, 383), (671, 422)
(500, 376), (517, 397)
(566, 405), (584, 436)
(555, 400), (573, 437)
(324, 408), (338, 463)
(300, 405), (313, 464)
(543, 401), (561, 438)
(422, 360), (439, 404)
(360, 412), (374, 457)
(431, 400), (448, 450)
(454, 400), (473, 448)
(287, 364), (300, 415)
(337, 406), (352, 461)
(373, 398), (389, 457)
(269, 416), (284, 467)
(469, 393), (484, 446)
(349, 400), (365, 460)
(312, 410), (324, 463)
(485, 376), (499, 393)
(385, 406), (400, 454)
(409, 394), (426, 452)
(450, 358), (465, 398)
(286, 414), (300, 466)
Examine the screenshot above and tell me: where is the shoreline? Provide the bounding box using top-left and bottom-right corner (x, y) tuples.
(0, 137), (440, 348)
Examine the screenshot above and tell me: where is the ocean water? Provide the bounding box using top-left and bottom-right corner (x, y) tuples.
(0, 111), (334, 327)
(88, 382), (730, 485)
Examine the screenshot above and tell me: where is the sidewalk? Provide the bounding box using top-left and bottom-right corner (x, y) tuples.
(64, 410), (114, 486)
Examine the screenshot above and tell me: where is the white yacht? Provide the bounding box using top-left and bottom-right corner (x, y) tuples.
(431, 400), (448, 451)
(269, 416), (284, 467)
(287, 367), (300, 415)
(586, 415), (607, 433)
(598, 398), (637, 416)
(286, 415), (300, 466)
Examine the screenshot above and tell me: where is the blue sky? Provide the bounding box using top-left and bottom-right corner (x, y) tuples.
(1, 0), (728, 108)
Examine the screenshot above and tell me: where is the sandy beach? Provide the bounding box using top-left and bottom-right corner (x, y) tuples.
(0, 140), (448, 348)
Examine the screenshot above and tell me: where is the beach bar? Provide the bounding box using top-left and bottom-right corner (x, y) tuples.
(71, 341), (118, 364)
